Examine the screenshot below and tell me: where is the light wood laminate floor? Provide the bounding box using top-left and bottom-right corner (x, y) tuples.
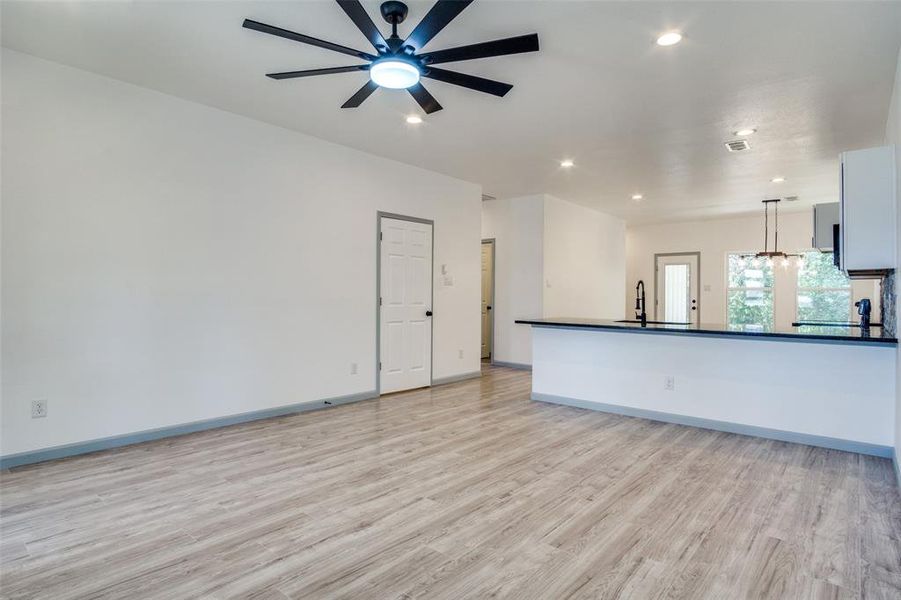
(2, 365), (900, 599)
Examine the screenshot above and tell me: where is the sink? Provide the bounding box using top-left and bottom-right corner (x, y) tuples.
(615, 319), (691, 325)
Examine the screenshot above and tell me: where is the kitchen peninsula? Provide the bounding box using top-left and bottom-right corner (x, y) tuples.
(516, 318), (897, 457)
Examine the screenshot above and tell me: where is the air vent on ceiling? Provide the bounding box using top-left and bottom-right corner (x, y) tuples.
(482, 194), (497, 201)
(724, 139), (751, 152)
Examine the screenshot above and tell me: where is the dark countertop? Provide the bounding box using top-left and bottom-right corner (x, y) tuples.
(515, 317), (898, 346)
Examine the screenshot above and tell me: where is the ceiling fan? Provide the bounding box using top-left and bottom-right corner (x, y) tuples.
(243, 0), (539, 114)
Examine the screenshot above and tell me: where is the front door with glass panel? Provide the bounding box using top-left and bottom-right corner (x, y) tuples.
(655, 253), (700, 324)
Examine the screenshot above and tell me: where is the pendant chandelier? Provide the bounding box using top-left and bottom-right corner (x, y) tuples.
(741, 199), (804, 270)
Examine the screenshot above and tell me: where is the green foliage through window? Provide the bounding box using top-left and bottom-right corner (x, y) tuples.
(727, 255), (774, 329)
(728, 290), (774, 329)
(727, 254), (774, 288)
(797, 251), (851, 322)
(726, 251), (852, 328)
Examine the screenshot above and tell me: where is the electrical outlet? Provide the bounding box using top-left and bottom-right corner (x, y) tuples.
(350, 362), (358, 375)
(31, 399), (47, 419)
(664, 376), (675, 391)
(458, 349), (464, 359)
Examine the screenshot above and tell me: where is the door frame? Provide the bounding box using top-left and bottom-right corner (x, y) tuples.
(376, 212), (435, 396)
(653, 251), (701, 322)
(481, 238), (496, 363)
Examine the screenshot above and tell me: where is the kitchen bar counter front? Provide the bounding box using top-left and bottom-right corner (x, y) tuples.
(515, 317), (897, 346)
(517, 319), (896, 457)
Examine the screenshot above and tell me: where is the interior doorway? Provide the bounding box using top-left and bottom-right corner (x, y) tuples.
(481, 239), (495, 360)
(655, 252), (700, 324)
(377, 213), (434, 394)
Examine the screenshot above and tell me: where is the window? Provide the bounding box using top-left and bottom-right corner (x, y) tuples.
(796, 251), (852, 322)
(726, 250), (856, 329)
(727, 254), (774, 329)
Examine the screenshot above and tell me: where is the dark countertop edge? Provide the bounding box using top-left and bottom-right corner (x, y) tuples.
(515, 319), (898, 347)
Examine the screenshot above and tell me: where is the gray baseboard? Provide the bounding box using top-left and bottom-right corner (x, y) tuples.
(491, 360), (532, 370)
(0, 390), (377, 470)
(532, 392), (894, 459)
(431, 371), (482, 386)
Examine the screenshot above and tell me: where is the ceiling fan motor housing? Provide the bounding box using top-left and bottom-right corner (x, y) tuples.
(380, 1), (409, 25)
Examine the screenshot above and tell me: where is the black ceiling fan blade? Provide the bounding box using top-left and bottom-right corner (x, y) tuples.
(243, 19), (376, 61)
(403, 0), (474, 52)
(408, 83), (443, 114)
(267, 65), (369, 80)
(341, 80), (380, 108)
(419, 33), (539, 65)
(336, 0), (388, 52)
(423, 67), (512, 97)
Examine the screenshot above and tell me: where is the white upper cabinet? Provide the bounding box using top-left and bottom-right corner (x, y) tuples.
(840, 145), (897, 273)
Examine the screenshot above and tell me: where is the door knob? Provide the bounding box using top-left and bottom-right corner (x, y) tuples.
(426, 310), (433, 317)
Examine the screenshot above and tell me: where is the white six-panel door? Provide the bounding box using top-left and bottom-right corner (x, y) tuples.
(379, 217), (433, 394)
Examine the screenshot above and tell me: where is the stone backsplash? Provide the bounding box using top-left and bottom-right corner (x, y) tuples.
(881, 271), (896, 337)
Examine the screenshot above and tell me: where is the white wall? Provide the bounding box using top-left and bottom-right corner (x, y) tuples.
(1, 50), (482, 457)
(543, 195), (625, 319)
(886, 45), (901, 477)
(481, 194), (625, 366)
(532, 327), (896, 449)
(626, 212), (880, 327)
(480, 195), (544, 366)
(627, 212), (809, 325)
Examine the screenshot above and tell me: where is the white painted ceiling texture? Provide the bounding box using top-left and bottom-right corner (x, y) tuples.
(2, 1), (901, 223)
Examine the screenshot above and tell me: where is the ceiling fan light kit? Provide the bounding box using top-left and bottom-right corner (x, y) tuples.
(369, 59), (420, 89)
(243, 0), (540, 114)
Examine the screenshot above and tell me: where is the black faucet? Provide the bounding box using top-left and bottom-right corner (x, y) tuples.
(635, 280), (647, 326)
(855, 298), (872, 329)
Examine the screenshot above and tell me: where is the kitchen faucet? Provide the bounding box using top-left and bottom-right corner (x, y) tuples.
(635, 280), (647, 326)
(855, 298), (872, 329)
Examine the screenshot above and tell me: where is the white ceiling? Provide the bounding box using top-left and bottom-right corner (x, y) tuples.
(3, 1), (900, 223)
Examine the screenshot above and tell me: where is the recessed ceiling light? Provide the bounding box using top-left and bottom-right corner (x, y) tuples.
(631, 194), (643, 201)
(771, 176), (785, 183)
(735, 128), (757, 136)
(405, 115), (423, 124)
(656, 31), (682, 46)
(560, 159), (574, 168)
